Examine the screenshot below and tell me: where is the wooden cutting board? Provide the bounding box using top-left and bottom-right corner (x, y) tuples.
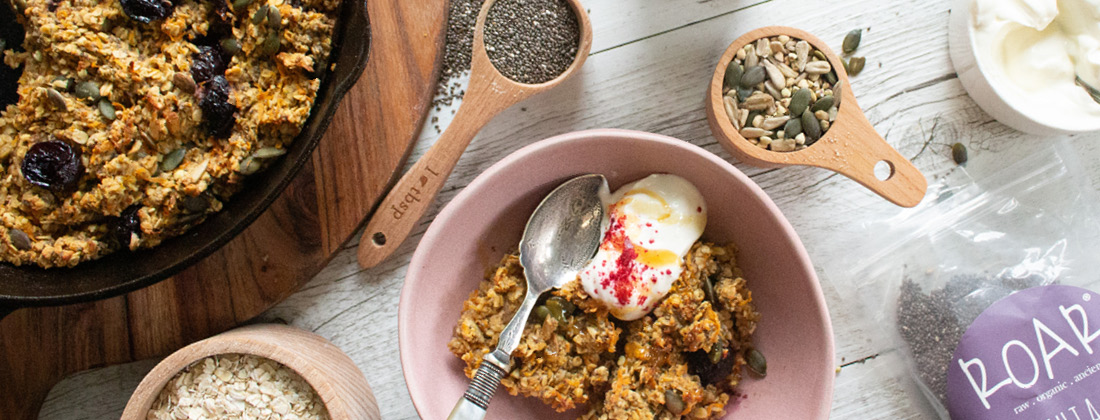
(0, 0), (447, 418)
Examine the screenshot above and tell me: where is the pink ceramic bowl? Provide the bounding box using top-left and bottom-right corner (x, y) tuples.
(399, 129), (834, 419)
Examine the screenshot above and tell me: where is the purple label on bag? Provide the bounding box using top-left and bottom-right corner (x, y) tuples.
(946, 285), (1100, 420)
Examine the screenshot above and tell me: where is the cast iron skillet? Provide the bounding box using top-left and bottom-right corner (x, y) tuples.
(0, 0), (371, 320)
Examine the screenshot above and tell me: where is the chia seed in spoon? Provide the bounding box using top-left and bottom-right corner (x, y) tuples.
(483, 0), (579, 84)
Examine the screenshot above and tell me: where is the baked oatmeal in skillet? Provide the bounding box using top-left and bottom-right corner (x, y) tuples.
(0, 0), (341, 268)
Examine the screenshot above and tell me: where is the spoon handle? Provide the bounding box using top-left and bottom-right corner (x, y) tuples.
(355, 94), (502, 269)
(448, 288), (541, 419)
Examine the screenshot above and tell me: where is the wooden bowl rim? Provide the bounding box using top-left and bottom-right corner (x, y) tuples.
(121, 324), (367, 420)
(706, 25), (859, 167)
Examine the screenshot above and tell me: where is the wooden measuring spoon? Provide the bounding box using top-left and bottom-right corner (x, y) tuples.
(357, 0), (592, 269)
(706, 26), (927, 207)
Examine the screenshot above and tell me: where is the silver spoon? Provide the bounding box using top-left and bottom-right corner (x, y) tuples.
(448, 174), (609, 420)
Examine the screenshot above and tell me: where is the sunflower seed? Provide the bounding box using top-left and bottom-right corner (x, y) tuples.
(252, 147), (286, 159)
(46, 88), (67, 111)
(795, 40), (811, 72)
(805, 61), (832, 75)
(739, 127), (772, 138)
(744, 44), (759, 68)
(239, 156), (262, 175)
(741, 92), (774, 110)
(9, 228), (31, 251)
(760, 116), (789, 131)
(173, 72), (196, 94)
(762, 59), (785, 90)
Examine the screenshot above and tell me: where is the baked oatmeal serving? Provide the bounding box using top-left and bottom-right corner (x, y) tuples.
(449, 175), (761, 419)
(0, 0), (342, 268)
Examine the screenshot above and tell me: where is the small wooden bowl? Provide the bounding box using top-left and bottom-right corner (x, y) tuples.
(121, 324), (379, 420)
(706, 26), (927, 207)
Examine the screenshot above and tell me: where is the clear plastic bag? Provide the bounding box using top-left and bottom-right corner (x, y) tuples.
(828, 140), (1100, 418)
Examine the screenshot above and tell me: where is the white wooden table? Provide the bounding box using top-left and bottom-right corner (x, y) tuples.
(37, 0), (1100, 418)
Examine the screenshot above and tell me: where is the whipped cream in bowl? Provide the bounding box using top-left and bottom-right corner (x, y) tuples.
(578, 174), (707, 321)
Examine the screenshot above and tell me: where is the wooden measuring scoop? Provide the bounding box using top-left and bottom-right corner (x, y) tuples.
(357, 0), (593, 269)
(706, 26), (927, 207)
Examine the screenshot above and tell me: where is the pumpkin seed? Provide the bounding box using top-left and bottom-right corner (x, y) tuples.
(813, 50), (827, 61)
(252, 147), (287, 159)
(266, 6), (281, 30)
(46, 88), (67, 111)
(843, 29), (862, 53)
(161, 148), (186, 172)
(723, 63), (742, 90)
(703, 274), (718, 305)
(952, 142), (968, 165)
(736, 86), (755, 102)
(802, 109), (822, 142)
(784, 118), (803, 139)
(811, 95), (835, 113)
(181, 195), (209, 213)
(825, 70), (838, 85)
(252, 5), (268, 24)
(664, 389), (685, 414)
(747, 348), (767, 377)
(9, 228), (31, 251)
(173, 72), (196, 94)
(546, 296), (573, 324)
(74, 81), (100, 101)
(740, 66), (765, 88)
(708, 341), (724, 364)
(846, 56), (866, 76)
(220, 38), (241, 56)
(98, 99), (116, 120)
(532, 305), (550, 323)
(231, 0), (252, 11)
(258, 34), (281, 56)
(788, 88), (812, 117)
(239, 156), (262, 175)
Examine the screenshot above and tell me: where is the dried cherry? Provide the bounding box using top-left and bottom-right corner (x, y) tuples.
(686, 347), (736, 387)
(111, 205), (143, 249)
(190, 45), (228, 84)
(119, 0), (175, 24)
(21, 139), (84, 193)
(199, 75), (237, 138)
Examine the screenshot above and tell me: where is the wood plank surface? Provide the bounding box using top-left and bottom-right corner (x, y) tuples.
(0, 0), (448, 418)
(32, 0), (1100, 419)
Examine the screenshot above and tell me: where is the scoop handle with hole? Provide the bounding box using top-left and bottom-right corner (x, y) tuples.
(705, 26), (927, 207)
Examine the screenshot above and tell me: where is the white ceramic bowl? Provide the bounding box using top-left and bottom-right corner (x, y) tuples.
(949, 0), (1100, 134)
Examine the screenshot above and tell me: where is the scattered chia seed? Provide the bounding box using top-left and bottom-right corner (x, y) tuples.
(896, 273), (1046, 404)
(483, 0), (579, 84)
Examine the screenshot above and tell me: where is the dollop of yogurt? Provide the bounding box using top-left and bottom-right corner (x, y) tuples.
(579, 174), (706, 321)
(971, 0), (1100, 127)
